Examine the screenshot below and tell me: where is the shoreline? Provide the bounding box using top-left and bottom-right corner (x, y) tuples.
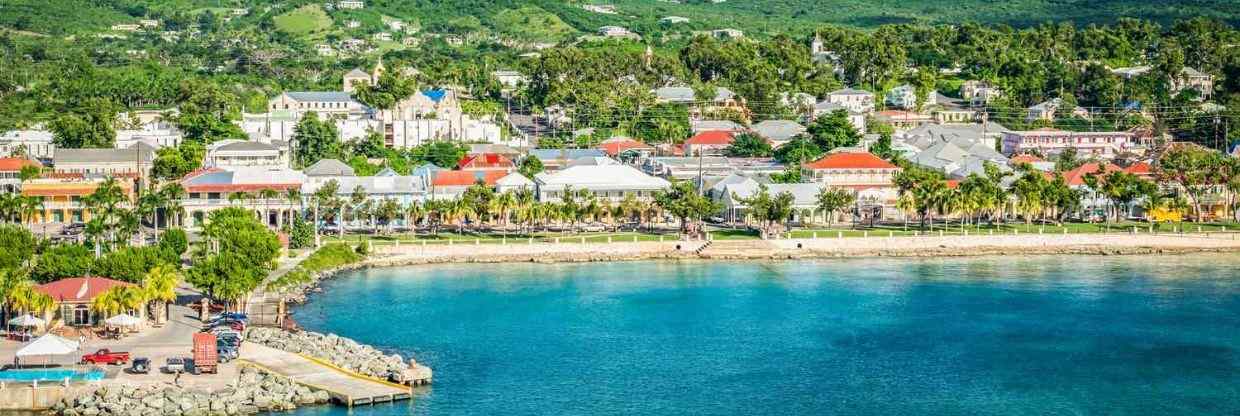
(274, 233), (1240, 301)
(359, 233), (1240, 266)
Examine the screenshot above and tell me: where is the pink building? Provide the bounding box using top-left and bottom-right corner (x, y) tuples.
(1000, 128), (1134, 158)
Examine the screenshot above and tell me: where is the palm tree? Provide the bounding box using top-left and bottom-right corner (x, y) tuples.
(142, 265), (180, 324)
(349, 185), (367, 230)
(404, 201), (425, 232)
(284, 188), (303, 230)
(8, 279), (56, 322)
(91, 286), (146, 317)
(18, 195), (43, 225)
(136, 191), (162, 245)
(160, 183), (186, 228)
(493, 191), (517, 229)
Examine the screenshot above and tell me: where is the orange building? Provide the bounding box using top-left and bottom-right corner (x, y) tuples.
(20, 177), (135, 224)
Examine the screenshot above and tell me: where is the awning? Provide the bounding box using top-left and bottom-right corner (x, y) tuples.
(15, 334), (79, 357)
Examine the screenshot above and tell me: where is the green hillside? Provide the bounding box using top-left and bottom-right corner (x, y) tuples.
(5, 0), (1240, 38)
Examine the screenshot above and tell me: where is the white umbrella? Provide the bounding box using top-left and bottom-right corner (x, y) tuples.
(104, 313), (142, 327)
(16, 333), (79, 358)
(8, 314), (45, 327)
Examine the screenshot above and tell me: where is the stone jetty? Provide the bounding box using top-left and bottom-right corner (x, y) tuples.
(247, 327), (432, 385)
(50, 366), (329, 416)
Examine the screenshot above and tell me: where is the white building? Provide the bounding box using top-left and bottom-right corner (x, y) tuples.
(534, 164), (671, 202)
(267, 92), (369, 120)
(824, 88), (875, 114)
(338, 0), (364, 9)
(114, 127), (182, 150)
(0, 130), (55, 159)
(205, 140), (288, 168)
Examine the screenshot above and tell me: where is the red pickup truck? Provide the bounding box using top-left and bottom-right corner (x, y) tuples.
(81, 349), (131, 365)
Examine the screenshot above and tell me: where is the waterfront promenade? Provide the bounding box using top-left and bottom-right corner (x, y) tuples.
(362, 231), (1240, 265)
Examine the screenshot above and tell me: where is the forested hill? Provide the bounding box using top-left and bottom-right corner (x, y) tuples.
(3, 0), (1240, 38)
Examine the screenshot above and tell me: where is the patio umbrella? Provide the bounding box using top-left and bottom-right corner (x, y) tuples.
(8, 314), (45, 328)
(104, 313), (142, 327)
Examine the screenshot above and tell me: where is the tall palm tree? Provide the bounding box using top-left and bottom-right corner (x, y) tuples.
(377, 198), (401, 234)
(142, 265), (180, 324)
(494, 191), (517, 228)
(284, 188), (303, 230)
(160, 183), (186, 228)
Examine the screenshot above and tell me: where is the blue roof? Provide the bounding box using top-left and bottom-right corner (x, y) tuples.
(411, 163), (443, 178)
(185, 171), (234, 185)
(422, 89), (446, 103)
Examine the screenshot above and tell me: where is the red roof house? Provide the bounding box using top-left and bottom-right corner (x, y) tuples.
(1060, 162), (1123, 186)
(36, 277), (136, 326)
(36, 277), (133, 304)
(801, 150), (901, 192)
(457, 153), (514, 172)
(0, 157), (41, 173)
(683, 131), (736, 156)
(597, 137), (655, 157)
(803, 151), (899, 171)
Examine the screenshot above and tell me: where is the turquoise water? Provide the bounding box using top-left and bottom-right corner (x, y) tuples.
(0, 368), (104, 382)
(288, 255), (1240, 415)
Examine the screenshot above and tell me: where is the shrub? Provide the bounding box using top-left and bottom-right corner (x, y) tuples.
(31, 244), (94, 283)
(159, 229), (189, 256)
(0, 224), (35, 270)
(288, 218), (314, 249)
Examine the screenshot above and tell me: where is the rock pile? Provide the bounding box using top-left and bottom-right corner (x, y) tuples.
(51, 367), (330, 416)
(247, 327), (432, 385)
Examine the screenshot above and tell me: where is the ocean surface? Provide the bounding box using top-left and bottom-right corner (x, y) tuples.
(286, 255), (1240, 415)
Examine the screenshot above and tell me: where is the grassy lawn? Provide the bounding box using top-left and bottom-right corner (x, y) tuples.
(319, 230), (681, 245)
(273, 4), (331, 35)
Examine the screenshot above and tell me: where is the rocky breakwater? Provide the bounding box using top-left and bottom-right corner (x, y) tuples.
(50, 367), (330, 416)
(248, 327), (432, 385)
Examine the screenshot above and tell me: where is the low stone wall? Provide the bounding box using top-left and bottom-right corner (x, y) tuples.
(247, 327), (432, 385)
(50, 367), (329, 416)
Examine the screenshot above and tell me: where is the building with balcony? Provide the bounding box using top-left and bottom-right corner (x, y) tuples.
(21, 177), (135, 224)
(1000, 128), (1134, 158)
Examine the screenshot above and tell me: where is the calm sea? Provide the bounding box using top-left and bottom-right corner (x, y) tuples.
(286, 255), (1240, 415)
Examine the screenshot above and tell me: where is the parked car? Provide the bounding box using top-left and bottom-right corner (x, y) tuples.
(81, 349), (131, 365)
(217, 346), (238, 362)
(129, 358), (151, 374)
(164, 357), (185, 374)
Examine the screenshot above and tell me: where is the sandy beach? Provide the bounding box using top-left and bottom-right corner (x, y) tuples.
(362, 232), (1240, 267)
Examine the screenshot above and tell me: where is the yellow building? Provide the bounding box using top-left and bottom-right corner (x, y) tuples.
(20, 177), (134, 224)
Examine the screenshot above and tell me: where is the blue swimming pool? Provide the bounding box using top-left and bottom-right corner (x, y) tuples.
(0, 368), (104, 383)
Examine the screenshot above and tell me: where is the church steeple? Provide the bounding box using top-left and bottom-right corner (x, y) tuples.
(372, 57), (387, 83)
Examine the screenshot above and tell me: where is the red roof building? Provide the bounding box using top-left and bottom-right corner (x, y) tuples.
(457, 153), (515, 172)
(36, 277), (134, 304)
(801, 151), (901, 193)
(597, 138), (655, 157)
(0, 157), (41, 173)
(1061, 162), (1123, 186)
(683, 131), (736, 156)
(36, 277), (136, 326)
(1124, 161), (1154, 179)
